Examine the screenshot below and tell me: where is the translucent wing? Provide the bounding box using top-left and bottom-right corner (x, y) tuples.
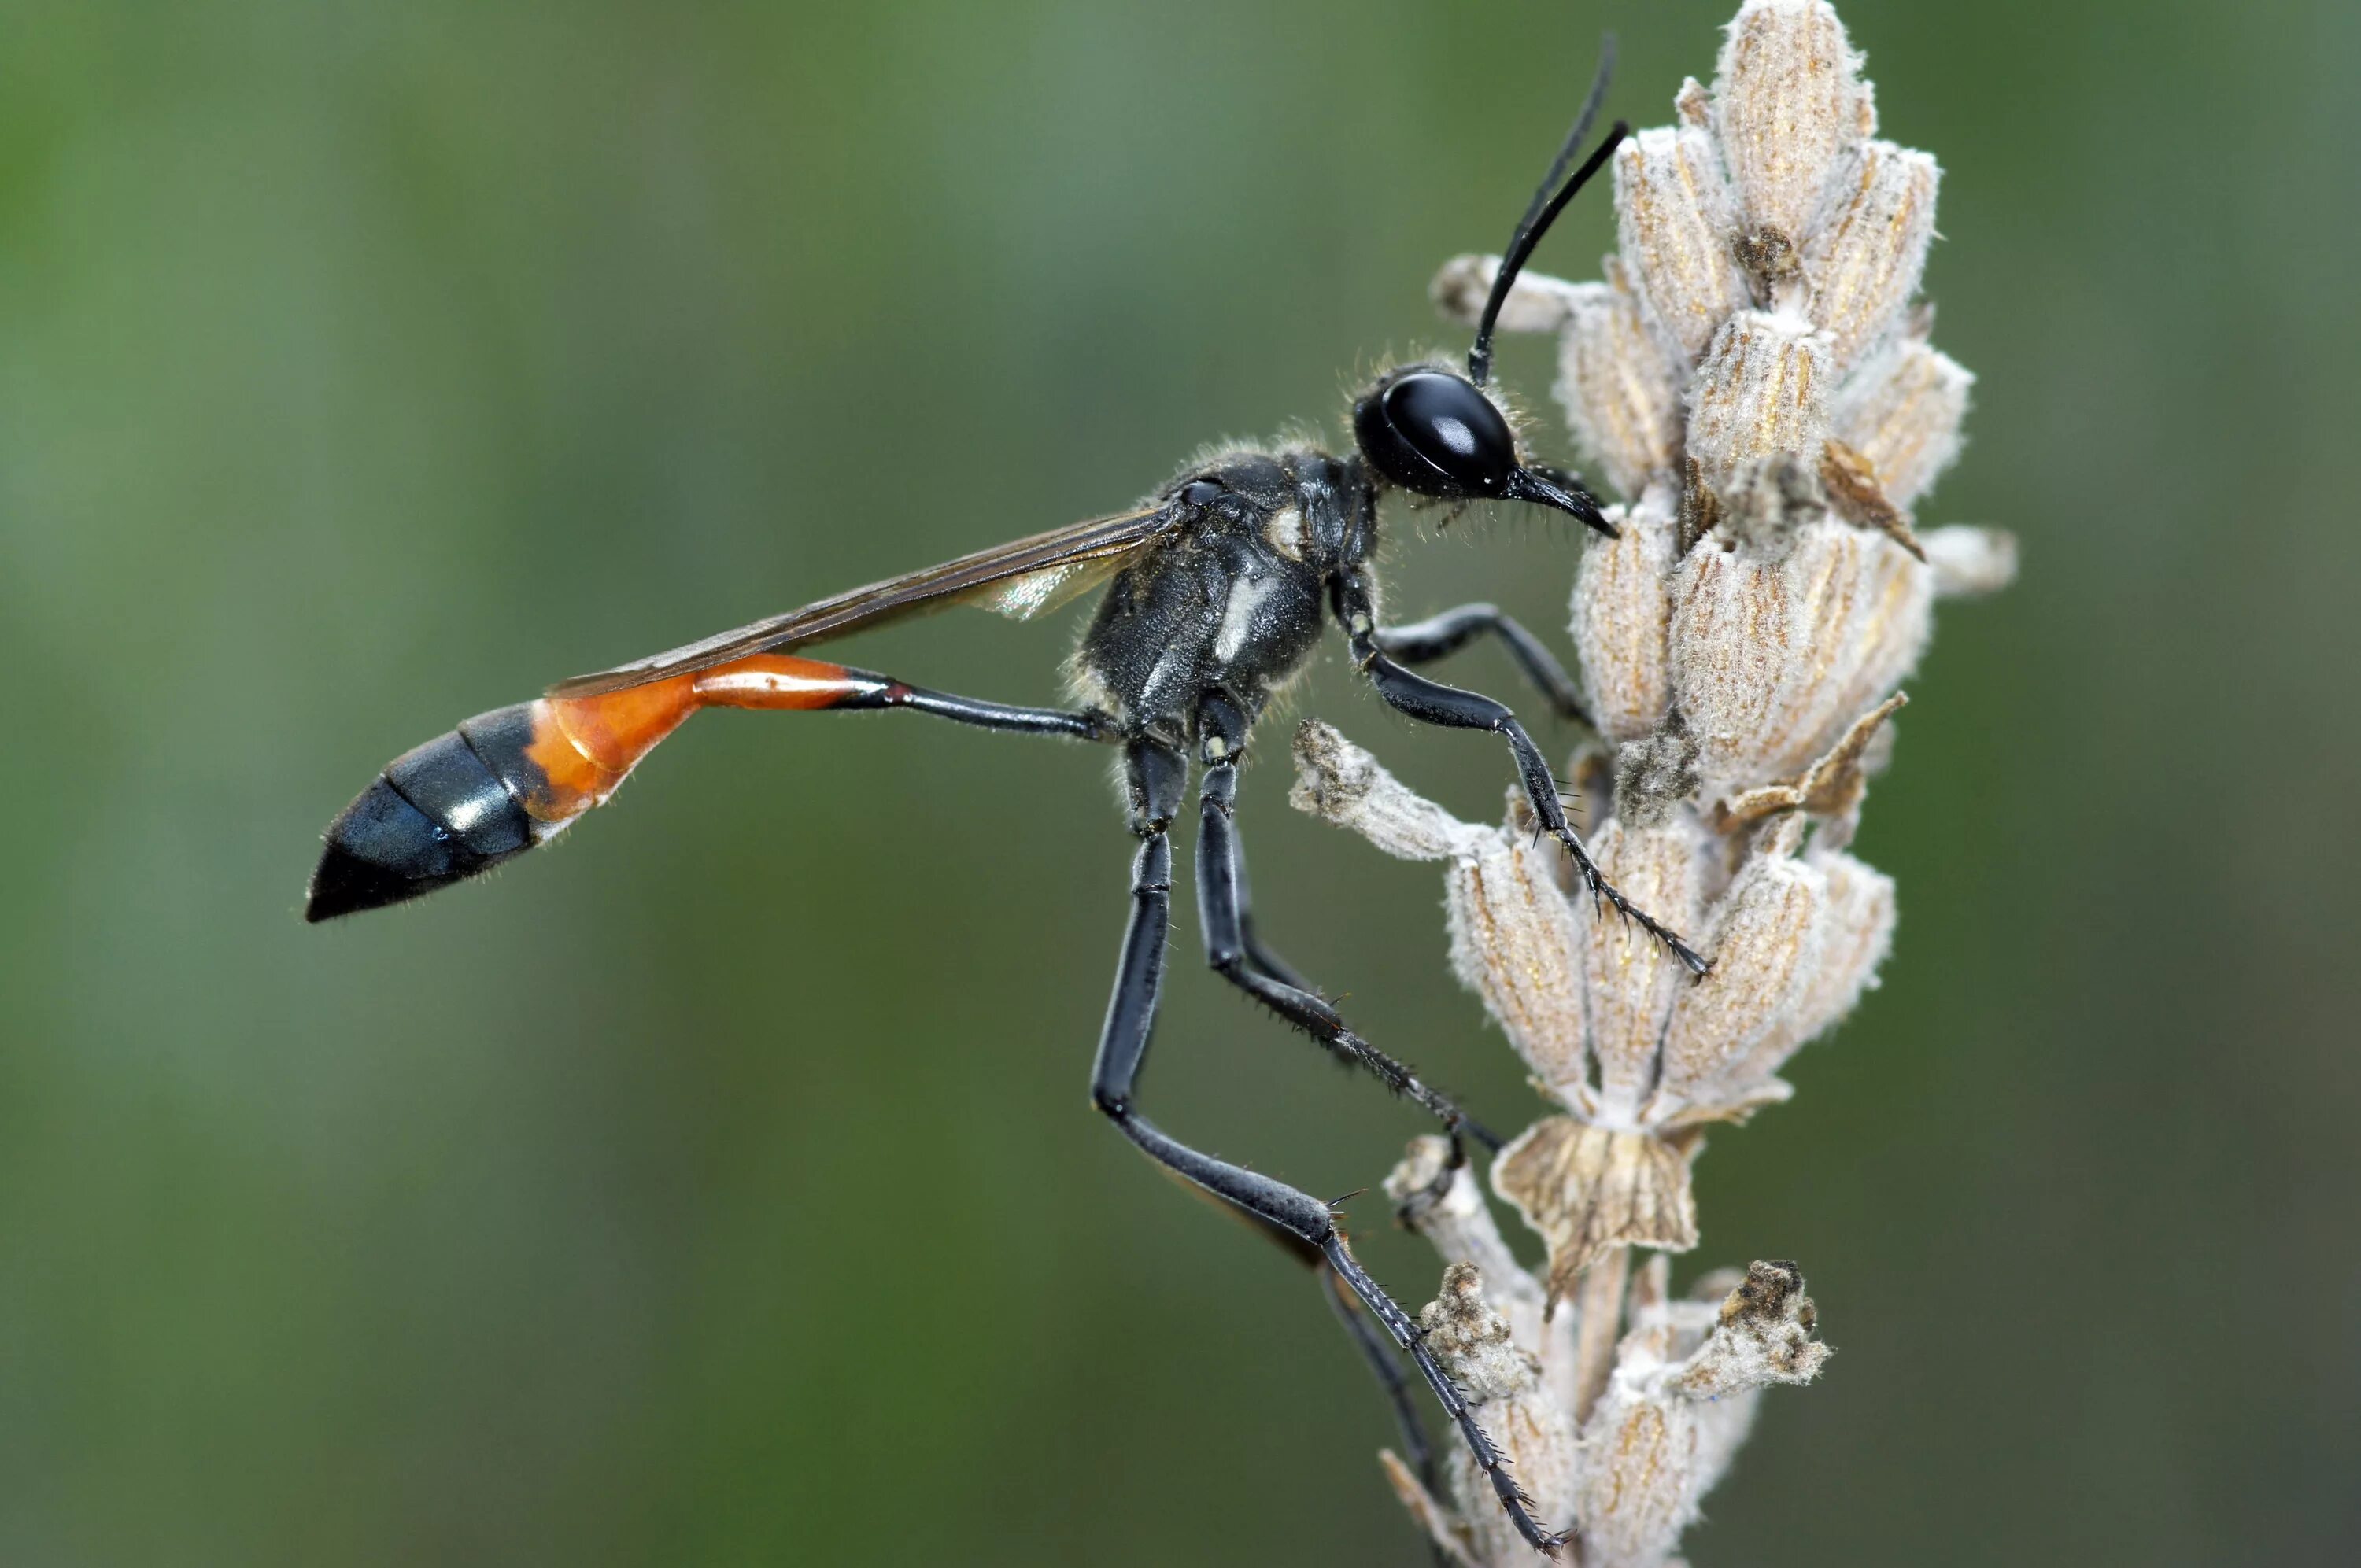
(548, 504), (1175, 698)
(957, 554), (1130, 623)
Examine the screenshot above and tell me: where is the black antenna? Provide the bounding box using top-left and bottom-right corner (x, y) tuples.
(1469, 42), (1628, 388)
(1512, 38), (1616, 262)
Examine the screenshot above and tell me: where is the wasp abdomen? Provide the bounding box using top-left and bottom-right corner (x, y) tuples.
(309, 655), (878, 921)
(307, 711), (542, 921)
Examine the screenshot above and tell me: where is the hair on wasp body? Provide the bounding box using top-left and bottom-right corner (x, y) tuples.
(305, 36), (1687, 1559)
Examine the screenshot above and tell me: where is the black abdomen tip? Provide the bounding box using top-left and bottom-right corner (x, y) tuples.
(306, 777), (468, 921)
(306, 722), (538, 921)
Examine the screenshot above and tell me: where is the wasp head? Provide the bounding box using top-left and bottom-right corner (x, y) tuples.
(1350, 366), (1615, 537)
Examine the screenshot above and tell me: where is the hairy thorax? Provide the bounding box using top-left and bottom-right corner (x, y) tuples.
(1069, 449), (1359, 744)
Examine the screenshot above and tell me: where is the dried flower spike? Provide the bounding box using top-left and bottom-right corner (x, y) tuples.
(1294, 721), (1894, 1292)
(1381, 1138), (1831, 1568)
(1311, 5), (2019, 1561)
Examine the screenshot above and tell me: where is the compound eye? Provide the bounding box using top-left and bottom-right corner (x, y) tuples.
(1180, 478), (1225, 508)
(1354, 370), (1520, 498)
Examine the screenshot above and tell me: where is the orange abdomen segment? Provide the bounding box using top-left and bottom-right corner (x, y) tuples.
(519, 653), (883, 823)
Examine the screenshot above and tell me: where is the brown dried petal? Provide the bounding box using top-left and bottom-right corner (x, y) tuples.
(1613, 125), (1749, 363)
(1570, 489), (1679, 743)
(1712, 0), (1870, 244)
(1820, 437), (1927, 560)
(1831, 336), (1972, 509)
(1492, 1120), (1701, 1302)
(1711, 689), (1907, 832)
(1684, 311), (1831, 489)
(1580, 819), (1708, 1120)
(1803, 140), (1940, 372)
(1555, 257), (1686, 497)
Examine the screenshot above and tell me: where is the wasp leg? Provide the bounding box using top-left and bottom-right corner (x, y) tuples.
(1373, 603), (1593, 730)
(1204, 1203), (1444, 1550)
(1335, 573), (1707, 975)
(1192, 694), (1500, 1149)
(1321, 1264), (1447, 1566)
(1090, 736), (1563, 1555)
(824, 677), (1110, 739)
(1224, 838), (1312, 992)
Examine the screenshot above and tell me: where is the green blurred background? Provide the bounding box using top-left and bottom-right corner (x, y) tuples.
(2, 0), (2352, 1562)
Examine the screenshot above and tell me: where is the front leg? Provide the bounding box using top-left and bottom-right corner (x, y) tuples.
(1192, 692), (1499, 1149)
(1373, 602), (1592, 729)
(1334, 571), (1707, 974)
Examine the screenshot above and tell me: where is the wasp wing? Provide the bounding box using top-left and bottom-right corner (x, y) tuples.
(547, 504), (1176, 698)
(955, 552), (1131, 623)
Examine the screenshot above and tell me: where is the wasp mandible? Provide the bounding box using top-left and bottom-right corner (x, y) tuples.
(308, 51), (1698, 1554)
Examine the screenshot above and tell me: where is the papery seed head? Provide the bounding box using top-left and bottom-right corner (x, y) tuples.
(1713, 1), (1871, 245)
(1648, 831), (1828, 1123)
(1572, 489), (1680, 742)
(1577, 817), (1709, 1122)
(1803, 140), (1941, 373)
(1444, 836), (1587, 1095)
(1685, 311), (1833, 490)
(1372, 7), (1995, 1556)
(1614, 125), (1750, 363)
(1831, 336), (1973, 509)
(1555, 258), (1686, 497)
(1669, 517), (1934, 792)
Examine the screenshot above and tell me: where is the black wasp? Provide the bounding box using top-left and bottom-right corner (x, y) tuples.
(308, 52), (1698, 1554)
